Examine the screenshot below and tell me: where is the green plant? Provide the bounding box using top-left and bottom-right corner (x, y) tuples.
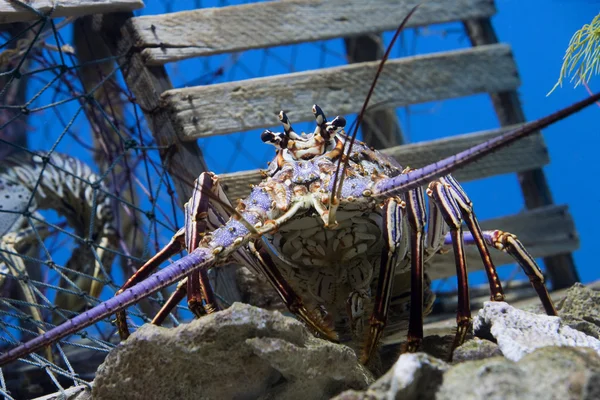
(549, 13), (600, 95)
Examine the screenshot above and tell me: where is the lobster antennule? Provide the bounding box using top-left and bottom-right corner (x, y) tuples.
(279, 110), (301, 140)
(261, 110), (302, 149)
(312, 104), (330, 140)
(373, 91), (600, 199)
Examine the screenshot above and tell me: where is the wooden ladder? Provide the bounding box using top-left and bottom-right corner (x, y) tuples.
(104, 0), (579, 289)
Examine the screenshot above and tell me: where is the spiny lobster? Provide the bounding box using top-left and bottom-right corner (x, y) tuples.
(1, 9), (599, 369)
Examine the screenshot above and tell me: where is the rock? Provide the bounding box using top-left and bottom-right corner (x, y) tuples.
(91, 283), (599, 400)
(343, 283), (600, 400)
(92, 303), (372, 400)
(331, 353), (448, 400)
(236, 266), (287, 313)
(555, 283), (600, 340)
(518, 283), (600, 340)
(344, 341), (600, 400)
(437, 346), (600, 400)
(452, 337), (503, 363)
(473, 301), (600, 361)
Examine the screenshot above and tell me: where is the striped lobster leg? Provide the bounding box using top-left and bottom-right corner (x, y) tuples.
(247, 240), (338, 341)
(404, 185), (429, 353)
(360, 197), (407, 364)
(426, 177), (477, 353)
(439, 174), (557, 315)
(443, 230), (557, 315)
(115, 173), (223, 339)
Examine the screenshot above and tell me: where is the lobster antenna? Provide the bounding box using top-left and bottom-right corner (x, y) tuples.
(329, 4), (421, 209)
(374, 90), (600, 196)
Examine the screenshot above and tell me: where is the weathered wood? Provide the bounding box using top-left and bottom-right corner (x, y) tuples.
(98, 13), (207, 205)
(164, 44), (519, 140)
(131, 0), (495, 65)
(219, 124), (549, 201)
(464, 18), (580, 288)
(426, 204), (579, 281)
(0, 0), (144, 24)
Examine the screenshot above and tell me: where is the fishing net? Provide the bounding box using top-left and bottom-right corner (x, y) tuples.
(0, 1), (535, 398)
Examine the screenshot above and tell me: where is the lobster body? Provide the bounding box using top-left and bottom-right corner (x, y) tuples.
(253, 131), (435, 350)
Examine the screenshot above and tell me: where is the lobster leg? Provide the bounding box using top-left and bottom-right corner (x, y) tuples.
(427, 180), (472, 352)
(441, 174), (557, 316)
(247, 240), (338, 341)
(151, 279), (188, 326)
(115, 230), (185, 339)
(184, 174), (222, 318)
(424, 198), (448, 260)
(442, 175), (505, 301)
(115, 173), (223, 339)
(403, 186), (428, 353)
(444, 229), (557, 316)
(361, 197), (408, 364)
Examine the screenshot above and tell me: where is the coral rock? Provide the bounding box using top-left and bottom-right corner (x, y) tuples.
(92, 303), (372, 400)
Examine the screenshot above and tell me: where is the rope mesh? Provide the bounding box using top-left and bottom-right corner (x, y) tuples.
(0, 1), (531, 398)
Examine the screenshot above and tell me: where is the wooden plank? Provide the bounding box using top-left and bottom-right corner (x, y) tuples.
(464, 18), (580, 289)
(219, 124), (549, 201)
(131, 0), (495, 65)
(164, 44), (519, 139)
(426, 204), (579, 281)
(0, 0), (144, 24)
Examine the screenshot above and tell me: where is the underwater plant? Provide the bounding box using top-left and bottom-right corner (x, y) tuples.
(549, 12), (600, 94)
